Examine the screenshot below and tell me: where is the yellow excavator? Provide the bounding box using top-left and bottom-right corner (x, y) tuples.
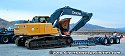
(14, 6), (92, 49)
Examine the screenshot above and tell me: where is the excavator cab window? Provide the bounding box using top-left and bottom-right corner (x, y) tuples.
(39, 17), (46, 23)
(32, 16), (49, 23)
(32, 17), (39, 23)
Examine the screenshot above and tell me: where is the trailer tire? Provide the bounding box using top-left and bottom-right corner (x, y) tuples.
(95, 37), (100, 44)
(12, 36), (18, 43)
(107, 38), (114, 44)
(100, 37), (108, 45)
(114, 37), (120, 44)
(0, 36), (10, 44)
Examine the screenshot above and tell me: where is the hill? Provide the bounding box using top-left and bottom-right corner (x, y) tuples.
(0, 18), (9, 28)
(0, 18), (28, 28)
(0, 18), (125, 32)
(70, 23), (125, 32)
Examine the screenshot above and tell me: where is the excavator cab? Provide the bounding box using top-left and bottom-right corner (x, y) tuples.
(32, 16), (71, 35)
(32, 16), (49, 23)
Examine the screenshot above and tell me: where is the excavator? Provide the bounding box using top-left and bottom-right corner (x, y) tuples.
(14, 6), (92, 49)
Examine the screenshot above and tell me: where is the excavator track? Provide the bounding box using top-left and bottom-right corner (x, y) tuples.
(16, 36), (73, 49)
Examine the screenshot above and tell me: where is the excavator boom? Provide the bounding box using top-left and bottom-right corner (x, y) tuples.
(70, 13), (92, 33)
(47, 6), (93, 33)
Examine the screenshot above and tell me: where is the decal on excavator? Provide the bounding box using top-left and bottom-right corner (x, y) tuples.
(32, 28), (35, 31)
(72, 11), (81, 15)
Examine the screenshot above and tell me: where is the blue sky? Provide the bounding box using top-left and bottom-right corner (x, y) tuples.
(0, 0), (125, 28)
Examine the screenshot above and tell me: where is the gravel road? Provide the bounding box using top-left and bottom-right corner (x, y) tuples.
(0, 35), (125, 56)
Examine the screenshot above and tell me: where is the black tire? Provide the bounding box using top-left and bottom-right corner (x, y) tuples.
(95, 37), (100, 44)
(0, 36), (10, 44)
(99, 37), (103, 43)
(114, 37), (120, 44)
(107, 38), (114, 44)
(100, 37), (108, 45)
(11, 36), (18, 43)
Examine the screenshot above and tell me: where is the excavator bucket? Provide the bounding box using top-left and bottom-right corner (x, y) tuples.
(58, 18), (71, 35)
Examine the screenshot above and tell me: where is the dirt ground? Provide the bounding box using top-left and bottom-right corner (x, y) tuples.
(0, 35), (125, 56)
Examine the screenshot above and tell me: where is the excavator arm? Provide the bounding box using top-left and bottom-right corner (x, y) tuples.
(47, 6), (93, 33)
(69, 13), (92, 33)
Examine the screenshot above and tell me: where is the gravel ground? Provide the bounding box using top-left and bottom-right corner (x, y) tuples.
(0, 35), (125, 56)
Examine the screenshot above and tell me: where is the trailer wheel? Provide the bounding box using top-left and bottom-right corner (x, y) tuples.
(12, 36), (18, 43)
(114, 37), (120, 44)
(100, 38), (108, 45)
(95, 37), (100, 44)
(107, 38), (114, 44)
(0, 36), (9, 44)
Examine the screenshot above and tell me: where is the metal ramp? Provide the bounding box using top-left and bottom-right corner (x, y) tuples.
(72, 40), (96, 46)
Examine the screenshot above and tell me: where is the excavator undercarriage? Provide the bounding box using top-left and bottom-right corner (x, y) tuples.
(15, 35), (73, 49)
